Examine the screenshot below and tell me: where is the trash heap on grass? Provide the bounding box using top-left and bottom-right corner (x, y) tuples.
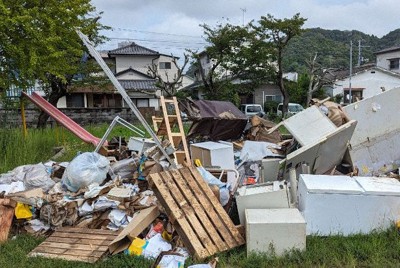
(2, 89), (400, 266)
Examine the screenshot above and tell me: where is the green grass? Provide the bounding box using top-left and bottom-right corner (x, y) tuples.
(2, 228), (400, 267)
(2, 126), (400, 267)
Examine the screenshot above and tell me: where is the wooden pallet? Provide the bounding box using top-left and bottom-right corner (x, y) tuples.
(28, 227), (118, 263)
(149, 166), (245, 260)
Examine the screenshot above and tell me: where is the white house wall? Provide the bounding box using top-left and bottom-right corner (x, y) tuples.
(156, 55), (179, 82)
(377, 51), (400, 72)
(115, 55), (155, 74)
(332, 70), (400, 99)
(117, 71), (150, 80)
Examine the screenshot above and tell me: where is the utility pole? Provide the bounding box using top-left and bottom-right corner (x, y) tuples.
(357, 40), (370, 66)
(240, 8), (246, 26)
(349, 40), (352, 104)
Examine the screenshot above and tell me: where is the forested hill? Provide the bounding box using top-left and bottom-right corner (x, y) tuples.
(283, 28), (400, 73)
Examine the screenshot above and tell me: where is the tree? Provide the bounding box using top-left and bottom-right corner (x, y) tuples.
(254, 13), (306, 116)
(0, 0), (108, 127)
(306, 53), (336, 105)
(147, 54), (189, 97)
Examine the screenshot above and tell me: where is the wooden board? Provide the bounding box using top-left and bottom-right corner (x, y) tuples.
(28, 227), (118, 263)
(0, 198), (16, 242)
(148, 167), (245, 260)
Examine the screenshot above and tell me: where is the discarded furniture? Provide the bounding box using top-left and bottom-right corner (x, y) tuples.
(343, 88), (400, 175)
(246, 208), (306, 256)
(148, 167), (245, 260)
(259, 158), (282, 183)
(298, 174), (400, 236)
(29, 227), (118, 263)
(283, 119), (357, 179)
(236, 182), (290, 225)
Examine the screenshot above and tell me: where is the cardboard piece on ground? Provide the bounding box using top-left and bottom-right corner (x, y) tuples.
(0, 198), (17, 242)
(7, 188), (44, 206)
(108, 206), (160, 254)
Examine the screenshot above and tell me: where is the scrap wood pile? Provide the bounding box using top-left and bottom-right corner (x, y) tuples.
(2, 93), (400, 266)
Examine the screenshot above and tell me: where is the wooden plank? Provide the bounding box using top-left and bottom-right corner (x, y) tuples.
(186, 167), (245, 246)
(57, 227), (118, 235)
(29, 227), (117, 263)
(149, 172), (208, 259)
(46, 236), (112, 246)
(0, 198), (16, 242)
(30, 246), (105, 258)
(29, 252), (98, 263)
(51, 232), (116, 241)
(162, 171), (218, 255)
(179, 168), (238, 248)
(169, 169), (229, 252)
(39, 241), (108, 251)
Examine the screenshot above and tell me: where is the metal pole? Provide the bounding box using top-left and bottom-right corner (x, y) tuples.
(77, 30), (177, 168)
(358, 40), (361, 67)
(349, 40), (352, 104)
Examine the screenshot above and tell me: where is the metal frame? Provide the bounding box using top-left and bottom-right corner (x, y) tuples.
(76, 30), (177, 168)
(94, 115), (145, 153)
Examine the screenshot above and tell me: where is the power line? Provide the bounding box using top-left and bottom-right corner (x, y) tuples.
(106, 36), (207, 45)
(112, 27), (203, 39)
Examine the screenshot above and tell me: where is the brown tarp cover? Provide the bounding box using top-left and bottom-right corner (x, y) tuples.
(183, 100), (247, 141)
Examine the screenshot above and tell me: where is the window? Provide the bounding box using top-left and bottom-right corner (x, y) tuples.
(389, 59), (400, 70)
(265, 95), (283, 102)
(159, 62), (171, 69)
(343, 88), (364, 103)
(66, 94), (84, 107)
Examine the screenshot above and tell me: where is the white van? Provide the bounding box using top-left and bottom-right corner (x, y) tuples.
(240, 104), (265, 118)
(277, 103), (304, 117)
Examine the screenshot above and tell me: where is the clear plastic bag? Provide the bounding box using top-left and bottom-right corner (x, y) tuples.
(62, 152), (110, 192)
(23, 163), (55, 192)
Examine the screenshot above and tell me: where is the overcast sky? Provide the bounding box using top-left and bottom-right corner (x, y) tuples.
(91, 0), (399, 60)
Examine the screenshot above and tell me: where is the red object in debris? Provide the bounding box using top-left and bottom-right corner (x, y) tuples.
(244, 177), (257, 185)
(145, 222), (164, 239)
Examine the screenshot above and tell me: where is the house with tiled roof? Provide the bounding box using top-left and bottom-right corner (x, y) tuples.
(57, 42), (180, 110)
(326, 46), (400, 103)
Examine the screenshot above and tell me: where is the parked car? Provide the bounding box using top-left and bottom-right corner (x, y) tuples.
(277, 103), (304, 117)
(240, 104), (265, 118)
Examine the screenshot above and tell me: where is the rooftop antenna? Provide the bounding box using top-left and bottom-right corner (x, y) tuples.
(240, 8), (246, 26)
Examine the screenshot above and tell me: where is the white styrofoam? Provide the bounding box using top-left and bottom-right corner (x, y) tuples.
(246, 208), (306, 256)
(283, 106), (337, 146)
(236, 182), (289, 225)
(298, 174), (400, 236)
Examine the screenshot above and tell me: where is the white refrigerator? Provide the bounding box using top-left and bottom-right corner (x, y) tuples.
(298, 174), (400, 236)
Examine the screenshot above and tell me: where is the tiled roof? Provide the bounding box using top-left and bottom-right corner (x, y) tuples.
(119, 79), (158, 91)
(374, 46), (400, 55)
(326, 63), (375, 81)
(115, 67), (153, 79)
(108, 42), (159, 56)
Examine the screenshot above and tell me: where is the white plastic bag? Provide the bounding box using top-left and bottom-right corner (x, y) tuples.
(62, 152), (110, 192)
(24, 163), (55, 192)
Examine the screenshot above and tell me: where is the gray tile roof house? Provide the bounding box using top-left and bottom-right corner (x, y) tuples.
(108, 42), (159, 56)
(119, 80), (158, 91)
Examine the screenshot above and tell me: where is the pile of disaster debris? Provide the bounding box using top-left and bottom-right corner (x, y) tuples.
(2, 88), (400, 267)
